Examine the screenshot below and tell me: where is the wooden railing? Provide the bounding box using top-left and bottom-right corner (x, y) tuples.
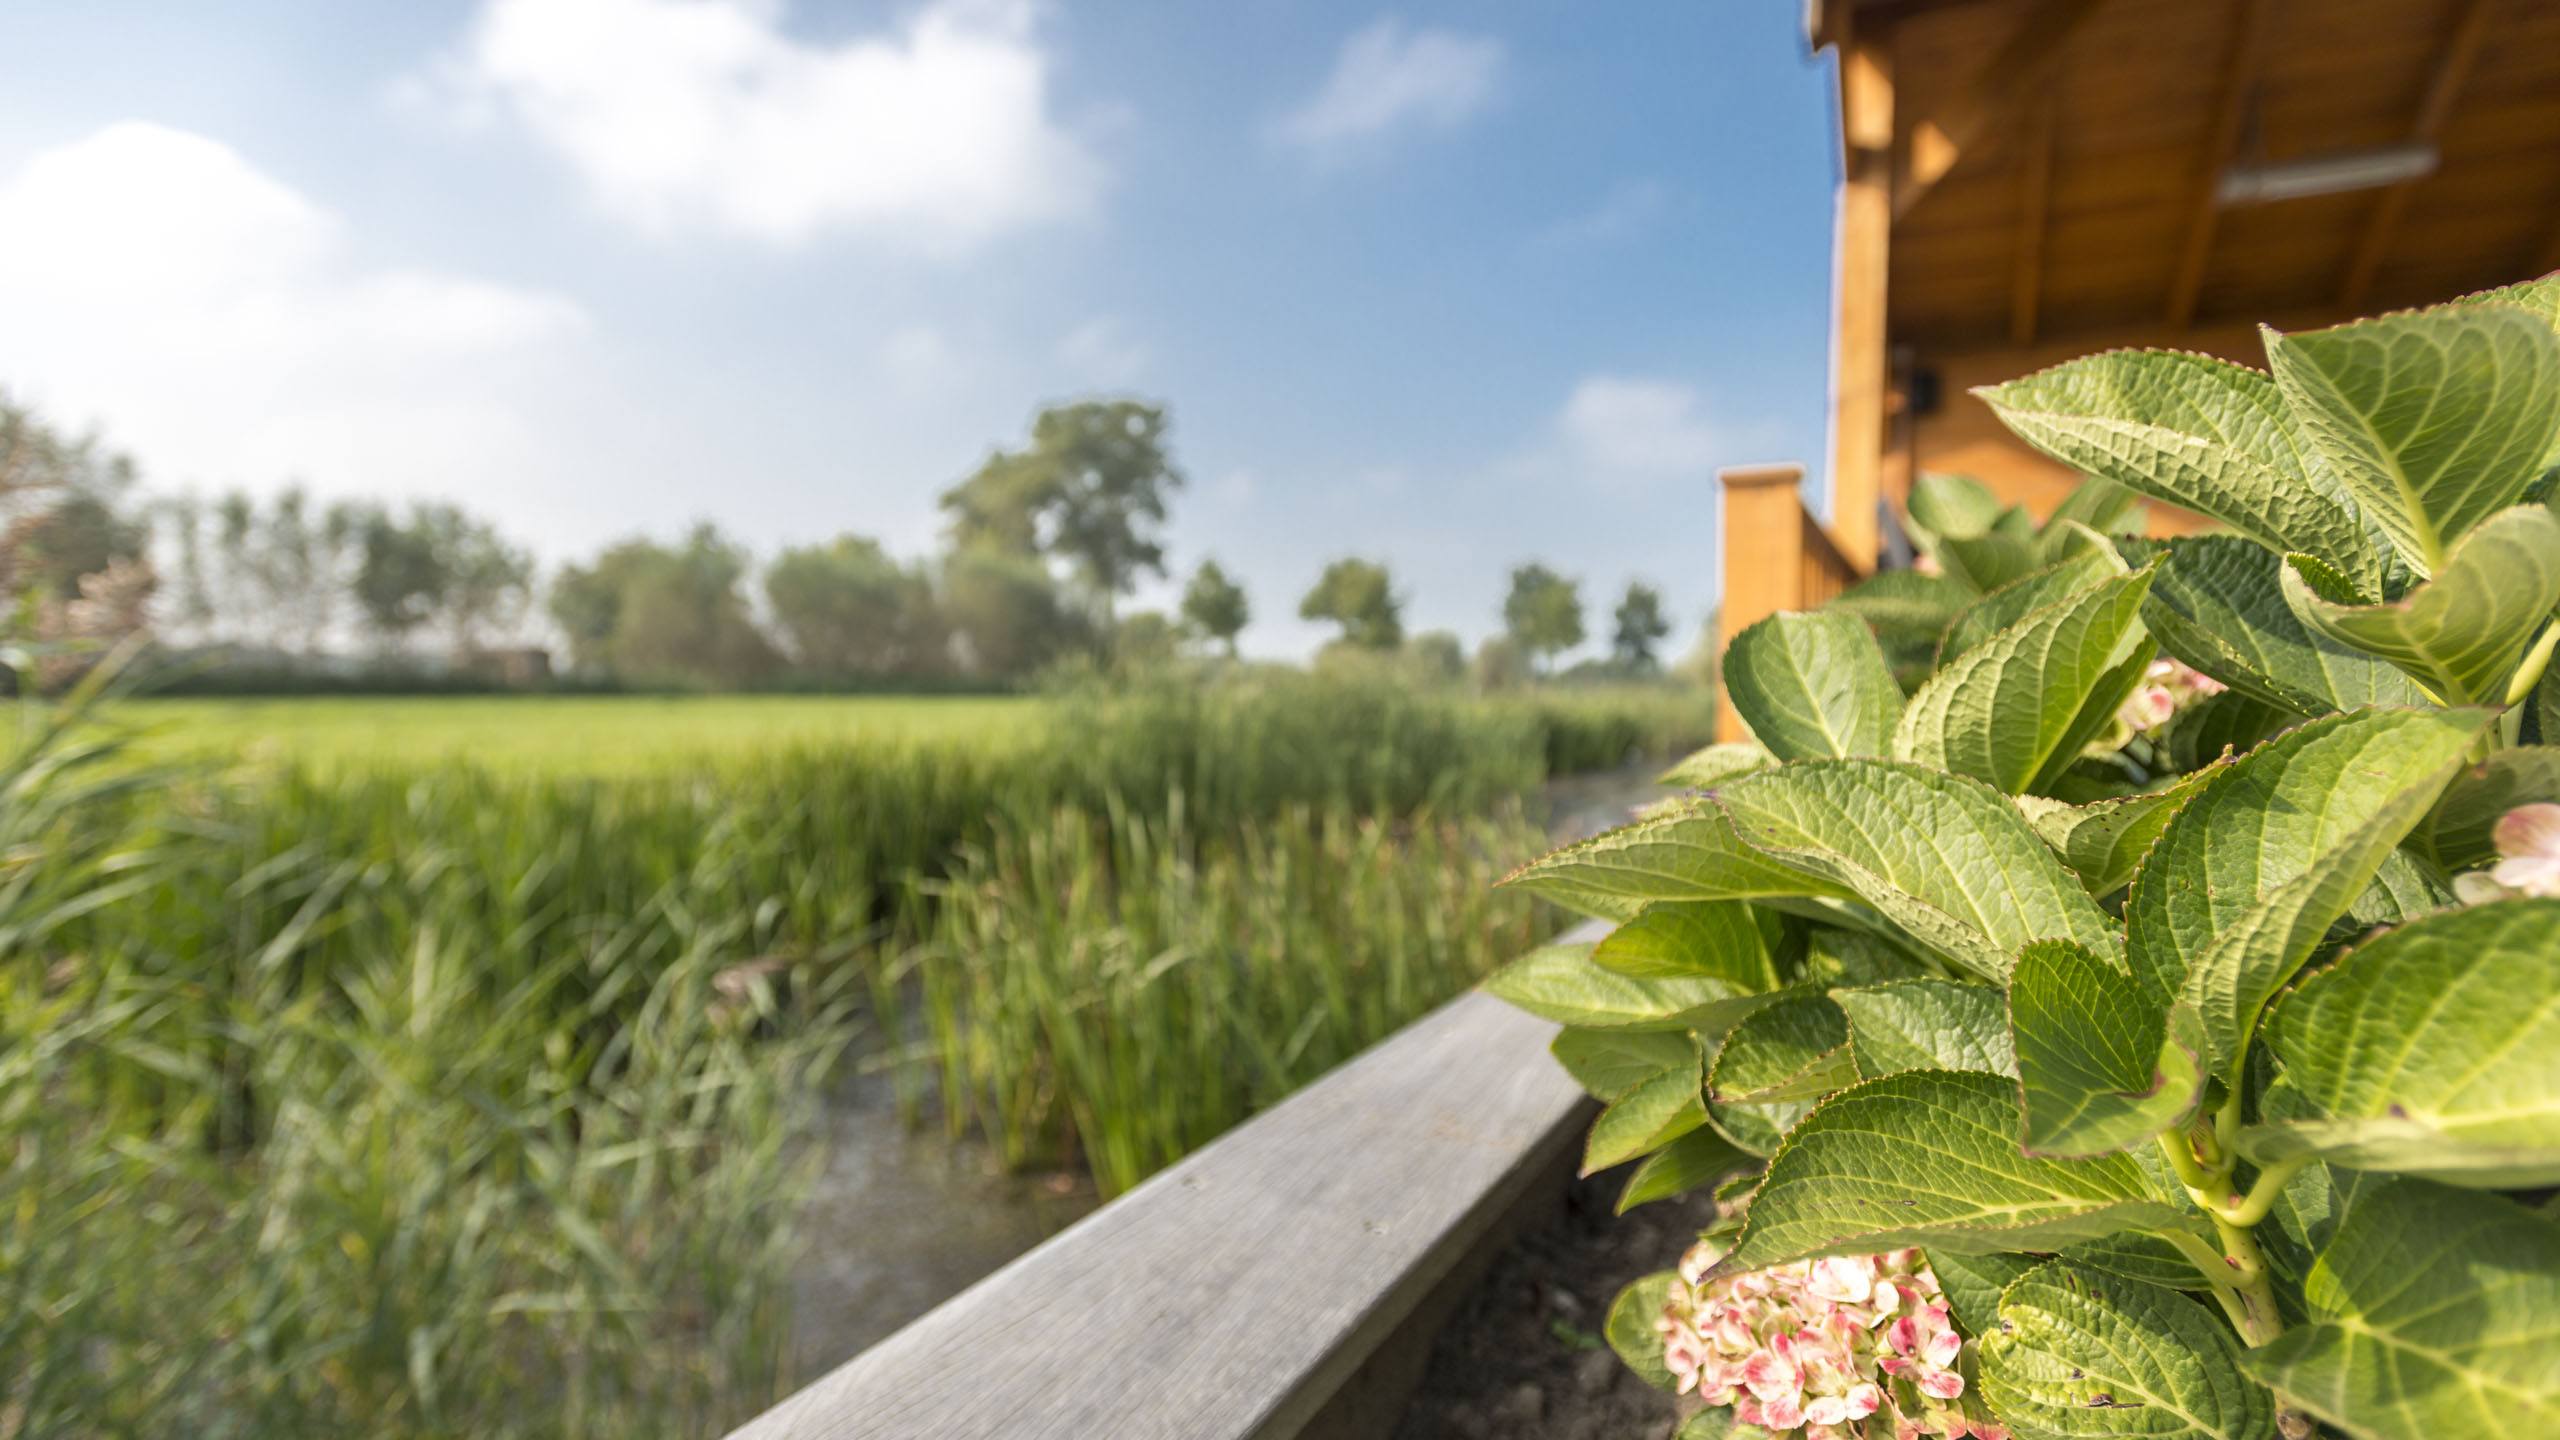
(1716, 463), (1871, 743)
(724, 919), (1607, 1440)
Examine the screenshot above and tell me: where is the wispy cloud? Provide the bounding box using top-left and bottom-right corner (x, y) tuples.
(1534, 178), (1670, 248)
(1555, 375), (1734, 477)
(1269, 17), (1504, 162)
(401, 0), (1105, 248)
(0, 122), (585, 500)
(1055, 315), (1149, 387)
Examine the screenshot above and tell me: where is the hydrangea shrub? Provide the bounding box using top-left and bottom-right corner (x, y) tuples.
(1490, 274), (2560, 1440)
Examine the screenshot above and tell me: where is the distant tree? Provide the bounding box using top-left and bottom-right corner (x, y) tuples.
(940, 400), (1186, 622)
(1611, 581), (1672, 671)
(1298, 557), (1403, 650)
(1471, 634), (1530, 691)
(940, 547), (1091, 679)
(1179, 559), (1250, 656)
(350, 505), (448, 651)
(1502, 563), (1584, 673)
(765, 533), (943, 677)
(546, 524), (775, 686)
(419, 503), (535, 658)
(1111, 609), (1185, 673)
(1404, 629), (1465, 683)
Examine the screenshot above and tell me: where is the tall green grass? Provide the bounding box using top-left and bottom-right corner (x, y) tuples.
(9, 673), (1702, 1437)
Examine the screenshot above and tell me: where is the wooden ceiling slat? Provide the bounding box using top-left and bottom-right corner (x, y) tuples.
(2339, 0), (2498, 307)
(1897, 0), (2112, 221)
(2168, 0), (2277, 327)
(1849, 0), (2559, 350)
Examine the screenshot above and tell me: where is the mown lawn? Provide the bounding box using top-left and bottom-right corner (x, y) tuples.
(103, 693), (1048, 773)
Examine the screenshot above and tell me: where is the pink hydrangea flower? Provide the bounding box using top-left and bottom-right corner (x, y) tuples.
(1658, 1242), (2009, 1439)
(2113, 658), (2224, 736)
(2454, 802), (2560, 904)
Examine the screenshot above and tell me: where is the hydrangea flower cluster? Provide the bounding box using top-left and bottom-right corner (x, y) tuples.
(1658, 1241), (2008, 1440)
(2453, 801), (2560, 904)
(2113, 656), (2225, 735)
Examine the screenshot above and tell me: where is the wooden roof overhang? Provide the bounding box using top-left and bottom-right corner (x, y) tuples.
(1803, 0), (2560, 534)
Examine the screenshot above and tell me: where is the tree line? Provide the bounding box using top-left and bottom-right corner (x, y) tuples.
(3, 390), (1703, 690)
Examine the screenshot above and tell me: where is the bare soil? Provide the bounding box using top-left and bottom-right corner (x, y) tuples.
(1391, 1170), (1716, 1440)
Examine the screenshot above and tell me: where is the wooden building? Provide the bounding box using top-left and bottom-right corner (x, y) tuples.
(1717, 0), (2560, 738)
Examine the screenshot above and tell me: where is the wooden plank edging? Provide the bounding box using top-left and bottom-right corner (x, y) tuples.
(727, 923), (1601, 1440)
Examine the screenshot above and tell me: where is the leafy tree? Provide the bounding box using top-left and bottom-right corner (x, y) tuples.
(940, 401), (1186, 621)
(1471, 634), (1529, 691)
(349, 506), (448, 651)
(1610, 581), (1672, 671)
(1502, 563), (1584, 673)
(1179, 559), (1249, 656)
(1110, 609), (1184, 673)
(1298, 557), (1402, 650)
(546, 525), (776, 686)
(1404, 630), (1465, 683)
(418, 503), (535, 658)
(765, 533), (943, 678)
(939, 547), (1091, 679)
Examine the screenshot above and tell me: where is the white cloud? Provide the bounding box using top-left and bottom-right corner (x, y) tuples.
(1271, 18), (1503, 159)
(1055, 315), (1147, 386)
(1535, 178), (1669, 248)
(1555, 376), (1727, 476)
(407, 0), (1104, 247)
(0, 122), (586, 502)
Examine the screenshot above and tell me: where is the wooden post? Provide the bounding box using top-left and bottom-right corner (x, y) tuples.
(1718, 464), (1812, 743)
(1831, 18), (1894, 571)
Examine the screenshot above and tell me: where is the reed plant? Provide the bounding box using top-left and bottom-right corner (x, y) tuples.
(9, 669), (1692, 1436)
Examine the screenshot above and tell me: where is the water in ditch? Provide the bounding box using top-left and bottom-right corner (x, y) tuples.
(783, 760), (1674, 1380)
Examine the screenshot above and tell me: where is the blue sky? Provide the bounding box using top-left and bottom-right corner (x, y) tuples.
(0, 0), (1843, 658)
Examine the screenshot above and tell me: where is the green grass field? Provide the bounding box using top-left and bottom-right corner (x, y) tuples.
(105, 693), (1047, 772)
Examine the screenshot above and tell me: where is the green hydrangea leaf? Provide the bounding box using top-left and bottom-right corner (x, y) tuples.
(1909, 471), (2010, 544)
(2054, 1234), (2219, 1293)
(1500, 796), (1858, 920)
(1660, 741), (1775, 788)
(2009, 939), (2204, 1159)
(2123, 706), (2492, 1085)
(1590, 899), (1791, 987)
(2157, 690), (2293, 771)
(1712, 761), (2121, 983)
(1709, 1070), (2187, 1277)
(2418, 744), (2560, 870)
(1485, 944), (1777, 1032)
(1832, 977), (2016, 1079)
(1710, 993), (1855, 1105)
(1550, 1027), (1700, 1101)
(1608, 1271), (1679, 1391)
(1974, 350), (2375, 585)
(1585, 1045), (1708, 1174)
(1928, 1249), (2040, 1338)
(1980, 1262), (2276, 1440)
(2242, 899), (2560, 1187)
(1723, 610), (1904, 761)
(2121, 536), (2431, 716)
(2280, 503), (2560, 705)
(2014, 769), (2213, 897)
(1940, 545), (2129, 666)
(1896, 564), (2159, 795)
(1618, 1125), (1750, 1214)
(2242, 1180), (2560, 1439)
(2265, 305), (2560, 574)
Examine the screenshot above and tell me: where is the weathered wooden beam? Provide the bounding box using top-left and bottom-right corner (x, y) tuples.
(2010, 94), (2059, 348)
(1833, 16), (1894, 569)
(2339, 0), (2498, 308)
(1718, 465), (1865, 744)
(723, 970), (1596, 1440)
(2167, 0), (2275, 329)
(1896, 0), (2108, 223)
